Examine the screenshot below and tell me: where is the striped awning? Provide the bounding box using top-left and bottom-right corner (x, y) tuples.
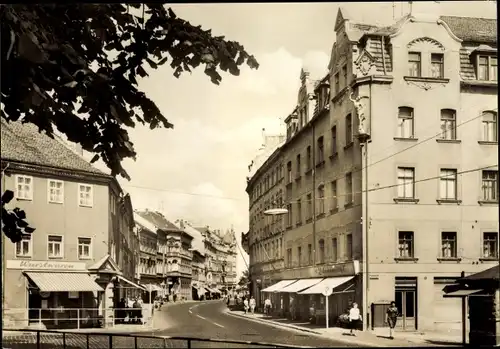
(25, 272), (104, 292)
(143, 284), (162, 292)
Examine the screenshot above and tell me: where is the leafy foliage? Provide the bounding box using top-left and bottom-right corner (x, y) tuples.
(238, 269), (250, 287)
(1, 3), (259, 180)
(1, 190), (35, 243)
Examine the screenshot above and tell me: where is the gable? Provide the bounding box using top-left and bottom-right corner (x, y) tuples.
(334, 7), (349, 31)
(88, 254), (122, 274)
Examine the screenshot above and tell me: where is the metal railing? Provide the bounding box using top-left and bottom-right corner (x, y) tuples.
(2, 329), (312, 348)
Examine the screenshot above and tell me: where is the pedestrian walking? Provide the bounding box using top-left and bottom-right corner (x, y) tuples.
(386, 301), (399, 339)
(264, 297), (272, 317)
(348, 302), (362, 336)
(290, 297), (296, 320)
(243, 298), (249, 314)
(249, 296), (256, 314)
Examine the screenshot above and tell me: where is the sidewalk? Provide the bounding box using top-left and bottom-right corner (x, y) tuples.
(226, 310), (458, 347)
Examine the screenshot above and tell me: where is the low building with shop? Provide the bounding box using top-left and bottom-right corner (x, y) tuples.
(1, 119), (141, 329)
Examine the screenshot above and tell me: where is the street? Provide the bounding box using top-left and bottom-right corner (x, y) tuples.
(148, 300), (360, 347)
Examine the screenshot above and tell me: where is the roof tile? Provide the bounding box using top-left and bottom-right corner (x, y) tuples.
(1, 119), (106, 176)
(440, 16), (497, 43)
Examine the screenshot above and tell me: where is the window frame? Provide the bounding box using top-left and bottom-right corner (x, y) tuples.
(345, 173), (353, 204)
(296, 199), (302, 224)
(441, 231), (457, 259)
(331, 180), (338, 211)
(346, 234), (353, 260)
(408, 52), (422, 77)
(78, 183), (94, 208)
(77, 236), (93, 260)
(47, 179), (65, 204)
(398, 231), (414, 258)
(397, 167), (415, 199)
(296, 154), (301, 178)
(318, 239), (325, 264)
(317, 184), (325, 215)
(334, 73), (340, 94)
(15, 175), (34, 201)
(317, 136), (325, 163)
(430, 53), (444, 78)
(477, 55), (498, 81)
(15, 234), (33, 258)
(481, 170), (498, 202)
(306, 193), (313, 220)
(286, 161), (292, 184)
(332, 237), (338, 262)
(439, 168), (458, 200)
(482, 232), (499, 259)
(47, 234), (64, 259)
(306, 146), (312, 170)
(440, 109), (456, 140)
(331, 126), (338, 155)
(307, 244), (312, 265)
(482, 111), (498, 142)
(345, 114), (353, 145)
(397, 107), (415, 139)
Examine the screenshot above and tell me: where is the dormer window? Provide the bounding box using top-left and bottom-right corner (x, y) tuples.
(477, 55), (497, 81)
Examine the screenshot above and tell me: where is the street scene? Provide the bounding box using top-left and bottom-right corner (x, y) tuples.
(1, 1), (498, 348)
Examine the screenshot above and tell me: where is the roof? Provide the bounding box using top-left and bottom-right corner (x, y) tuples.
(133, 212), (158, 234)
(183, 224), (206, 256)
(461, 265), (499, 282)
(135, 210), (184, 233)
(1, 119), (107, 176)
(222, 230), (235, 245)
(440, 16), (497, 43)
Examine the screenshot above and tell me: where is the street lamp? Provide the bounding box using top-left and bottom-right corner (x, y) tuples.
(264, 208), (288, 216)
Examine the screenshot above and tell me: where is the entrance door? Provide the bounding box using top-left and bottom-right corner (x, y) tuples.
(28, 289), (42, 324)
(395, 277), (417, 331)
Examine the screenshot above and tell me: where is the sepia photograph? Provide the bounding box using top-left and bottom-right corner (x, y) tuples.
(1, 1), (498, 348)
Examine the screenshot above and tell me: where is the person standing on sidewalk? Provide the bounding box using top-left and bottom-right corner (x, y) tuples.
(264, 297), (272, 317)
(386, 301), (399, 339)
(249, 296), (256, 314)
(348, 302), (362, 336)
(243, 298), (249, 314)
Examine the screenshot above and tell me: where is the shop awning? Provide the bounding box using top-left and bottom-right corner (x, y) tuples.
(25, 272), (103, 292)
(116, 275), (146, 291)
(143, 284), (162, 292)
(261, 280), (298, 293)
(278, 278), (324, 293)
(444, 289), (484, 298)
(298, 276), (355, 295)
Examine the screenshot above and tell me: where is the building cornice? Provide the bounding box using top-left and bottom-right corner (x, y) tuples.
(245, 146), (283, 192)
(1, 160), (112, 185)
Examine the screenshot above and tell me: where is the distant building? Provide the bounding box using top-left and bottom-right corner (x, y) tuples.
(245, 5), (498, 333)
(1, 119), (138, 329)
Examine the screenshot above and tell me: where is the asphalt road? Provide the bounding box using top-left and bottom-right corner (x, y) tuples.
(150, 300), (360, 347)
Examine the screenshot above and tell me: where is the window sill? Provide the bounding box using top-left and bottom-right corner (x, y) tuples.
(295, 222), (302, 227)
(393, 198), (419, 204)
(79, 204), (93, 208)
(344, 202), (354, 209)
(295, 175), (301, 182)
(478, 141), (498, 145)
(316, 213), (326, 219)
(316, 160), (326, 168)
(15, 255), (32, 259)
(478, 200), (498, 206)
(403, 76), (450, 84)
(329, 152), (338, 160)
(394, 257), (419, 263)
(305, 168), (313, 176)
(437, 257), (461, 263)
(285, 225), (293, 230)
(329, 208), (339, 215)
(48, 256), (64, 260)
(16, 197), (33, 202)
(79, 257), (92, 261)
(394, 137), (419, 142)
(436, 199), (462, 205)
(306, 218), (313, 224)
(479, 257), (499, 262)
(48, 201), (64, 205)
(286, 182), (293, 188)
(461, 80), (497, 88)
(436, 139), (461, 144)
(344, 142), (354, 150)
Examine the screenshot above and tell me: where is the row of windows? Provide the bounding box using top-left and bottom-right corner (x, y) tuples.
(397, 108), (497, 142)
(407, 51), (497, 82)
(286, 235), (353, 268)
(15, 175), (94, 207)
(250, 165), (284, 202)
(15, 235), (92, 260)
(397, 231), (498, 260)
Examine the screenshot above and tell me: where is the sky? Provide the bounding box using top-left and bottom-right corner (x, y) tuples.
(85, 1), (496, 279)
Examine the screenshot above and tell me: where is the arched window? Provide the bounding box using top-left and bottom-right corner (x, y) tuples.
(397, 107), (414, 138)
(318, 239), (325, 264)
(482, 111), (498, 142)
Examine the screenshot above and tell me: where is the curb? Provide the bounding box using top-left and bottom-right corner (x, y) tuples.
(224, 310), (384, 347)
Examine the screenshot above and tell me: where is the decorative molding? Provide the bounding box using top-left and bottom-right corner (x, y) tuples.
(347, 87), (370, 135)
(403, 76), (450, 91)
(354, 50), (377, 78)
(407, 37), (445, 51)
(436, 19), (463, 43)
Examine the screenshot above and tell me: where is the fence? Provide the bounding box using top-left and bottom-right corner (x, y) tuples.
(3, 308), (157, 330)
(2, 329), (312, 349)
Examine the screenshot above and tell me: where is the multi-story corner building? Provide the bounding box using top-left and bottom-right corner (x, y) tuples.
(245, 5), (498, 334)
(136, 211), (194, 300)
(1, 119), (139, 329)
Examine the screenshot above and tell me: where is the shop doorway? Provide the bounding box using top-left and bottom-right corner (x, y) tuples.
(395, 277), (417, 331)
(28, 288), (42, 324)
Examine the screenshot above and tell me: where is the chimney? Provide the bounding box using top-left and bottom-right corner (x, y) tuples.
(410, 1), (440, 21)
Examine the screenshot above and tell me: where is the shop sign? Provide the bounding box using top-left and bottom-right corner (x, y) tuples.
(6, 260), (87, 271)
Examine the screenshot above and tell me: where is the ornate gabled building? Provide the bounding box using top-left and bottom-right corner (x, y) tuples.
(246, 4), (497, 334)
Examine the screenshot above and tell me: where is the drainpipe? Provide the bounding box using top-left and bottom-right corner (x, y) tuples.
(311, 116), (317, 266)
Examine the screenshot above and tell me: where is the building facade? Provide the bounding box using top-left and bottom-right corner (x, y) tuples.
(245, 6), (498, 333)
(1, 119), (139, 329)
